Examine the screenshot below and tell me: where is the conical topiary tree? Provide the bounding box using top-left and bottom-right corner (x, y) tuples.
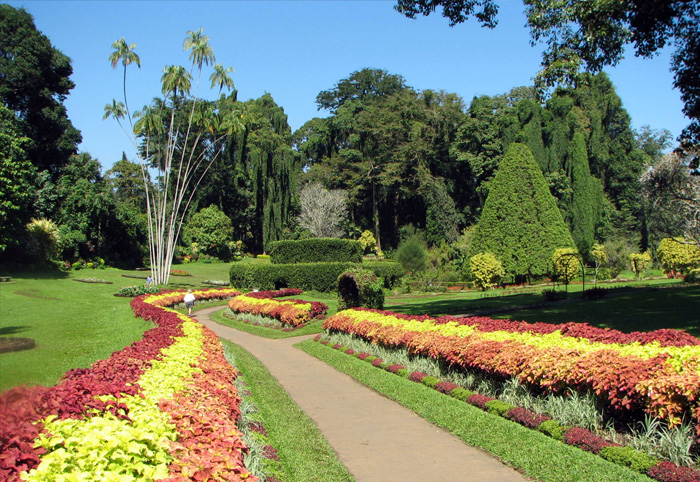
(469, 143), (575, 283)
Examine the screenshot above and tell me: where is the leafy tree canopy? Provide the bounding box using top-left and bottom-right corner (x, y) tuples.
(394, 0), (700, 145)
(0, 4), (81, 175)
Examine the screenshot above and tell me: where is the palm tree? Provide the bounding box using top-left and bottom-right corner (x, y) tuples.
(161, 65), (192, 99)
(209, 63), (235, 94)
(183, 28), (215, 71)
(108, 38), (140, 121)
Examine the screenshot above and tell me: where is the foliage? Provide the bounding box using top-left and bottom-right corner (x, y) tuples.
(591, 242), (608, 282)
(105, 29), (242, 285)
(228, 291), (327, 327)
(605, 237), (637, 279)
(337, 267), (385, 310)
(394, 0), (700, 146)
(359, 230), (378, 254)
(395, 235), (427, 273)
(114, 284), (161, 297)
(0, 5), (81, 176)
(599, 446), (659, 474)
(657, 238), (700, 276)
(469, 143), (575, 282)
(0, 105), (34, 253)
(552, 247), (581, 285)
(568, 131), (603, 257)
(25, 218), (60, 265)
(268, 238), (363, 264)
(469, 252), (504, 290)
(630, 252), (652, 280)
(182, 205), (234, 260)
(297, 182), (348, 238)
(642, 151), (700, 249)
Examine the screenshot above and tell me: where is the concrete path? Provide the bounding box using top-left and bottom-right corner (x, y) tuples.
(195, 306), (531, 482)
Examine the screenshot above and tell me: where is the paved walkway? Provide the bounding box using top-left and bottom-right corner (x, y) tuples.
(195, 306), (531, 482)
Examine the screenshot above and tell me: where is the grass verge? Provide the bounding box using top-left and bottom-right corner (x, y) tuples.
(221, 340), (355, 482)
(297, 339), (654, 482)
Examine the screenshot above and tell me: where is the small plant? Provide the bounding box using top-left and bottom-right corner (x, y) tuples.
(170, 269), (191, 276)
(542, 289), (567, 301)
(114, 285), (160, 297)
(469, 252), (505, 290)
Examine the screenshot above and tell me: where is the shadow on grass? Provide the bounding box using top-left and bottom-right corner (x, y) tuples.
(387, 292), (544, 316)
(2, 269), (70, 280)
(0, 326), (32, 336)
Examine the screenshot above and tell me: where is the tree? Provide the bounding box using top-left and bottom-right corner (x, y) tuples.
(182, 205), (234, 259)
(629, 251), (652, 280)
(591, 242), (607, 283)
(568, 131), (603, 257)
(469, 143), (576, 282)
(394, 0), (700, 145)
(0, 105), (34, 253)
(108, 37), (141, 123)
(641, 150), (700, 249)
(25, 218), (60, 265)
(469, 252), (504, 290)
(105, 30), (242, 284)
(395, 235), (428, 273)
(297, 182), (348, 238)
(0, 5), (81, 176)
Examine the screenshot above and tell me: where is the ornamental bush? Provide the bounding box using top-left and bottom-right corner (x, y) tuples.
(469, 252), (505, 290)
(630, 251), (652, 280)
(599, 446), (659, 473)
(268, 238), (362, 264)
(469, 143), (575, 282)
(395, 236), (427, 273)
(657, 238), (700, 276)
(337, 267), (385, 310)
(359, 230), (377, 254)
(552, 247), (581, 284)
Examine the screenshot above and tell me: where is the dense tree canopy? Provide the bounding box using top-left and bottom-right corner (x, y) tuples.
(0, 5), (81, 176)
(394, 0), (700, 146)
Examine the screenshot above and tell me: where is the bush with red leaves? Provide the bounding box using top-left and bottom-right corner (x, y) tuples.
(647, 461), (700, 482)
(505, 407), (551, 429)
(563, 427), (618, 454)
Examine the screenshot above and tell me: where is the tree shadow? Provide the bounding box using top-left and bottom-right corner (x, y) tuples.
(0, 325), (31, 336)
(3, 269), (69, 281)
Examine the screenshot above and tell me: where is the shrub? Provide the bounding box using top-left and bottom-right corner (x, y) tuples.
(449, 387), (474, 402)
(506, 407), (551, 429)
(395, 236), (427, 273)
(484, 400), (514, 417)
(359, 230), (377, 254)
(230, 261), (402, 292)
(599, 446), (659, 473)
(268, 238), (362, 264)
(470, 252), (505, 290)
(421, 376), (441, 388)
(115, 285), (161, 297)
(536, 420), (566, 441)
(466, 393), (495, 409)
(630, 251), (652, 280)
(648, 461), (700, 482)
(552, 248), (581, 284)
(337, 267), (385, 310)
(658, 238), (700, 276)
(434, 381), (460, 394)
(583, 287), (608, 299)
(409, 371), (428, 383)
(564, 427), (616, 454)
(542, 289), (567, 301)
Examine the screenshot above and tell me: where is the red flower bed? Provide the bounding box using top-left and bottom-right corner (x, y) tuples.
(505, 407), (550, 429)
(563, 427), (618, 454)
(648, 461), (700, 482)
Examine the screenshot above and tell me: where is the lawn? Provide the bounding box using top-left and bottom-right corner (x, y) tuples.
(0, 262), (234, 391)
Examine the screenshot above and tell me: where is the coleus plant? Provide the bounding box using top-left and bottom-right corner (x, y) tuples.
(0, 288), (255, 482)
(228, 290), (327, 327)
(323, 308), (700, 434)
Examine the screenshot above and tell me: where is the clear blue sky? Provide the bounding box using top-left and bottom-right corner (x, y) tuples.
(9, 0), (687, 171)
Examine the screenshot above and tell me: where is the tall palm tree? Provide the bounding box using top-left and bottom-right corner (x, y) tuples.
(161, 65), (192, 99)
(183, 28), (215, 71)
(209, 63), (235, 94)
(108, 38), (140, 122)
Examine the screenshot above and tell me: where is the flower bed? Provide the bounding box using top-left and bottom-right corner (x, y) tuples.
(228, 289), (328, 327)
(0, 287), (254, 481)
(314, 334), (700, 482)
(323, 308), (700, 432)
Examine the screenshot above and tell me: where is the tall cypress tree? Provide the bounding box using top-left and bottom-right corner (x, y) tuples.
(469, 143), (575, 282)
(568, 131), (603, 257)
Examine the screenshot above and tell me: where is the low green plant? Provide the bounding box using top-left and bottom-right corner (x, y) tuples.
(421, 376), (441, 388)
(485, 399), (514, 417)
(599, 446), (659, 473)
(115, 285), (161, 297)
(537, 420), (567, 441)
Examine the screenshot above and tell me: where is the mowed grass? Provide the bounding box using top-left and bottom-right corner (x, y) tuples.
(0, 269), (150, 391)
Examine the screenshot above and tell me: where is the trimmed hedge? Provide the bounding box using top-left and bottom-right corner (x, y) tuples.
(268, 239), (362, 264)
(230, 261), (404, 292)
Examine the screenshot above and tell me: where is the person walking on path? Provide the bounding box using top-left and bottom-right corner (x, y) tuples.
(183, 289), (196, 316)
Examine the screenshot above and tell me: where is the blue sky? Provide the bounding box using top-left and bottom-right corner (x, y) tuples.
(9, 0), (687, 171)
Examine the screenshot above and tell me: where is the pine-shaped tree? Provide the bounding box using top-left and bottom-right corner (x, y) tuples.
(469, 143), (575, 282)
(568, 131), (603, 257)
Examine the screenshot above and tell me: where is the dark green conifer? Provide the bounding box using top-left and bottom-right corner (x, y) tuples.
(469, 143), (575, 282)
(568, 131), (603, 257)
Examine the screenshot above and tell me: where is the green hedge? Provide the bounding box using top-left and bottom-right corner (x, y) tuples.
(230, 261), (404, 292)
(268, 239), (363, 264)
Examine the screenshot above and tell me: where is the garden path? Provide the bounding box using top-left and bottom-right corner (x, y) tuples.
(195, 306), (531, 482)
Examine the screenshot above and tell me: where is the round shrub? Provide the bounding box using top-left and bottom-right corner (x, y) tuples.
(395, 236), (427, 273)
(337, 267), (385, 310)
